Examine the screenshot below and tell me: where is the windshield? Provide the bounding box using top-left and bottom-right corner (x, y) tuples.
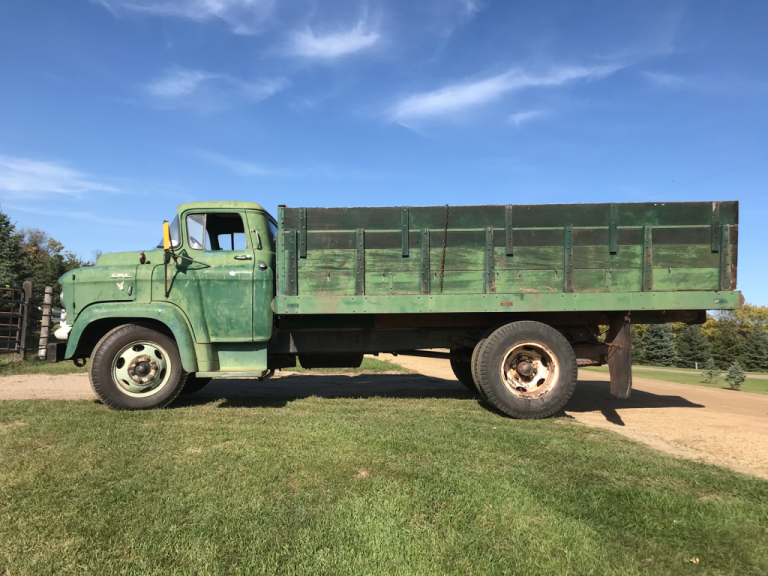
(156, 215), (181, 249)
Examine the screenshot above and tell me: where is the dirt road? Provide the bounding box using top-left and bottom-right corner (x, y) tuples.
(2, 359), (767, 479)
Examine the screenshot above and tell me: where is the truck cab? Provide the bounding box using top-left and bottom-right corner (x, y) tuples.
(58, 202), (279, 409)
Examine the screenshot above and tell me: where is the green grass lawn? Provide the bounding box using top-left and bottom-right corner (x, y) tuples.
(1, 398), (767, 575)
(0, 355), (88, 376)
(286, 356), (413, 374)
(582, 366), (768, 395)
(0, 355), (408, 377)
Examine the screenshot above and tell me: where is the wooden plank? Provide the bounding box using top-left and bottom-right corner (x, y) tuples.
(355, 229), (365, 295)
(284, 229), (298, 296)
(653, 268), (719, 291)
(365, 272), (420, 295)
(573, 269), (606, 293)
(304, 226), (714, 251)
(299, 207), (307, 258)
(653, 245), (719, 269)
(711, 202), (720, 252)
(573, 245), (641, 269)
(485, 227), (495, 294)
(720, 224), (732, 290)
(421, 228), (430, 294)
(564, 225), (573, 293)
(401, 207), (409, 257)
(610, 269), (642, 292)
(284, 201), (738, 231)
(642, 226), (653, 292)
(505, 205), (513, 255)
(283, 201), (739, 231)
(298, 272), (354, 295)
(496, 270), (562, 293)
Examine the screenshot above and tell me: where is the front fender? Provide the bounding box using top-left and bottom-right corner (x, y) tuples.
(66, 302), (199, 372)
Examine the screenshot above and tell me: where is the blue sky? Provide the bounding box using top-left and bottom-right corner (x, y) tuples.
(0, 1), (766, 304)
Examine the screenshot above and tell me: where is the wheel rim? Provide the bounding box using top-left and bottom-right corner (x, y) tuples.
(111, 340), (172, 398)
(499, 341), (559, 399)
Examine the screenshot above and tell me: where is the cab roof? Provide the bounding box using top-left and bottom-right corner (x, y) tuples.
(178, 201), (267, 212)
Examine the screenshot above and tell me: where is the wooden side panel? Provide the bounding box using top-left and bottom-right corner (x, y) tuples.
(281, 201), (739, 300)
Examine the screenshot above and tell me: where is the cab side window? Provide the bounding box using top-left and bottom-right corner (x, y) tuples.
(186, 213), (247, 251)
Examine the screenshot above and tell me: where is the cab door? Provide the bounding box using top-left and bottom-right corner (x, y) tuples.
(182, 210), (254, 343)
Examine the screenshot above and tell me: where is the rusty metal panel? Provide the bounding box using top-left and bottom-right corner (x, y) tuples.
(609, 203), (618, 254)
(355, 228), (365, 295)
(607, 313), (632, 399)
(564, 225), (573, 293)
(420, 228), (430, 294)
(299, 207), (307, 258)
(720, 224), (732, 290)
(485, 226), (495, 294)
(285, 229), (298, 296)
(711, 201), (720, 252)
(505, 205), (513, 255)
(401, 207), (409, 257)
(642, 225), (653, 291)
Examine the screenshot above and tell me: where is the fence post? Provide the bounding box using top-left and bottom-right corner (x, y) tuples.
(18, 279), (33, 360)
(38, 286), (53, 360)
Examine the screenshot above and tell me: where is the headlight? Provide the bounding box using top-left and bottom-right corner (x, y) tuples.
(60, 291), (65, 309)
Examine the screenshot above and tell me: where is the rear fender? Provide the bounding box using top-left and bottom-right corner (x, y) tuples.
(65, 302), (199, 372)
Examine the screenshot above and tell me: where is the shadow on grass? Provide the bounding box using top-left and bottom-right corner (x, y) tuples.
(170, 373), (705, 420)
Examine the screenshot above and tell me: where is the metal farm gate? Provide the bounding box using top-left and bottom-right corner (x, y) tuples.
(0, 281), (33, 358)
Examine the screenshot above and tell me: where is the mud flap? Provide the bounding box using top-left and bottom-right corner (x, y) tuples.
(606, 313), (632, 399)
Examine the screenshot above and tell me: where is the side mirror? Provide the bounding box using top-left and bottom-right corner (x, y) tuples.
(162, 221), (172, 250)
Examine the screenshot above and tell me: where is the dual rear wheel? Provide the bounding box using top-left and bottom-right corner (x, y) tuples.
(451, 321), (578, 419)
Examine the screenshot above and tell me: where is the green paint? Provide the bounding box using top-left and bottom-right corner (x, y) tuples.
(61, 200), (742, 377)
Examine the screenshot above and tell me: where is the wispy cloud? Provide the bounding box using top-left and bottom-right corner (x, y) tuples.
(96, 0), (275, 35)
(143, 67), (287, 112)
(196, 151), (273, 176)
(388, 64), (622, 125)
(0, 156), (119, 198)
(508, 109), (548, 126)
(284, 21), (380, 59)
(643, 71), (690, 89)
(5, 204), (152, 228)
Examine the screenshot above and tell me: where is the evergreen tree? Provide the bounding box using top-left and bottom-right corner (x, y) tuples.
(701, 358), (720, 384)
(630, 325), (645, 364)
(711, 320), (743, 370)
(675, 325), (712, 369)
(0, 211), (27, 285)
(725, 361), (746, 391)
(743, 324), (768, 372)
(643, 324), (677, 367)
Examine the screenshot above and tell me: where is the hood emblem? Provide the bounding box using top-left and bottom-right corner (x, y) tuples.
(116, 282), (125, 291)
(111, 273), (132, 279)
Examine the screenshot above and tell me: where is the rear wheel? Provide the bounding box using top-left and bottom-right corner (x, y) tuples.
(181, 375), (212, 395)
(477, 321), (577, 419)
(471, 339), (489, 400)
(450, 351), (476, 391)
(89, 324), (186, 410)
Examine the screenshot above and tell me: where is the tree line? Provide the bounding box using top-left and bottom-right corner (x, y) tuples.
(631, 305), (768, 372)
(0, 209), (96, 304)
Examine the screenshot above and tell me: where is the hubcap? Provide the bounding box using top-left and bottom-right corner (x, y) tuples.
(111, 341), (171, 397)
(499, 342), (559, 398)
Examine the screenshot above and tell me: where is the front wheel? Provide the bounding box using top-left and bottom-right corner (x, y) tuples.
(89, 324), (187, 410)
(477, 321), (577, 419)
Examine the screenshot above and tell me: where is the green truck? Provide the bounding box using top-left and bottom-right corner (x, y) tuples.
(51, 200), (741, 418)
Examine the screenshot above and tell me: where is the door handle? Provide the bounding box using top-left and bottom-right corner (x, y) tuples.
(234, 254), (253, 260)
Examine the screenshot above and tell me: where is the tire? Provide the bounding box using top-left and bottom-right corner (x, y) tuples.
(180, 375), (212, 395)
(450, 353), (476, 391)
(477, 321), (577, 419)
(471, 339), (489, 400)
(89, 324), (187, 410)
